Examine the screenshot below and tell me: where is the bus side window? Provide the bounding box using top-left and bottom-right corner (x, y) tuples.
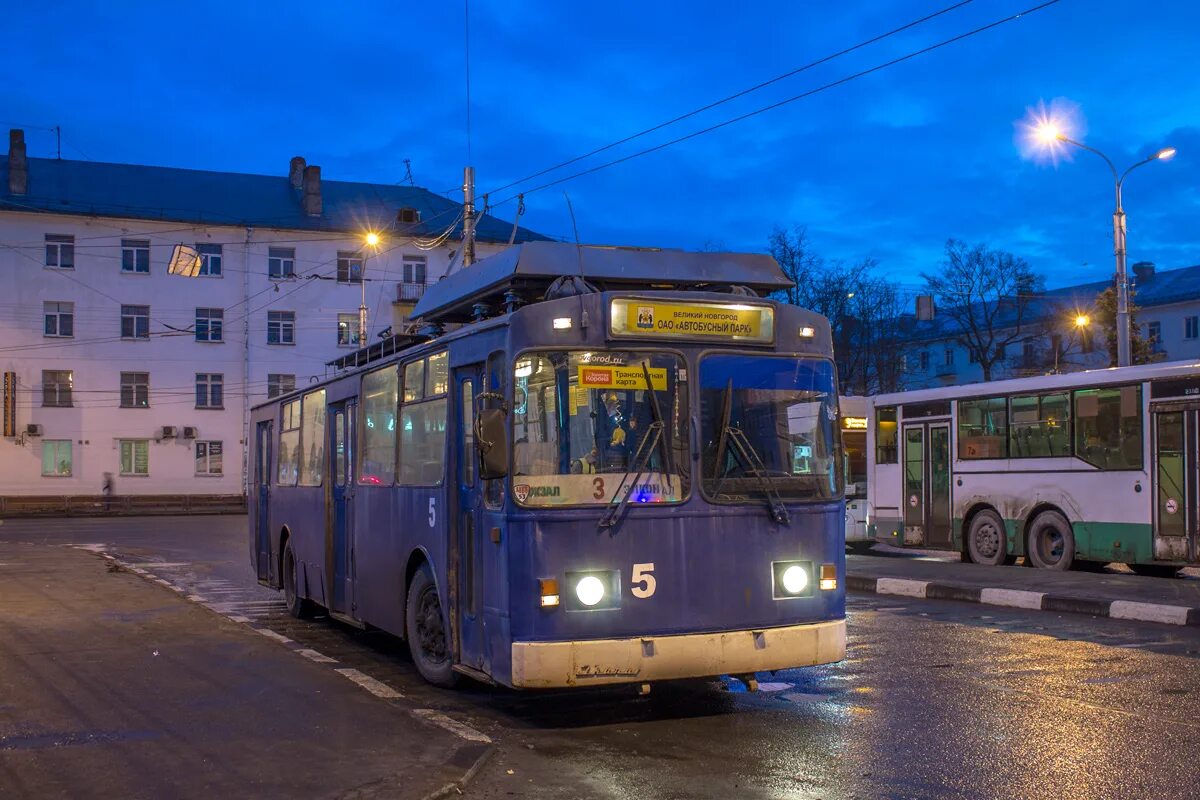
(1073, 385), (1142, 470)
(875, 406), (897, 464)
(484, 350), (506, 508)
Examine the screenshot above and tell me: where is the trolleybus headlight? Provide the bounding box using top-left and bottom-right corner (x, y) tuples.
(771, 560), (814, 599)
(576, 576), (605, 607)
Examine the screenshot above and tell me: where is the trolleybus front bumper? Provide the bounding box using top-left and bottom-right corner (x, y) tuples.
(509, 618), (846, 688)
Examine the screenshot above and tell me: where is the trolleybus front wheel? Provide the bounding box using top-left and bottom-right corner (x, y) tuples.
(406, 564), (459, 688)
(966, 509), (1011, 566)
(1025, 511), (1075, 571)
(282, 538), (314, 619)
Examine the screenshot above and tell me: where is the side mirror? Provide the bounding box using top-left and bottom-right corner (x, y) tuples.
(476, 407), (509, 480)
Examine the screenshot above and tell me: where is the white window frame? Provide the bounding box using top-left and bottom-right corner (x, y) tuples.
(267, 311), (296, 345)
(119, 439), (150, 476)
(196, 243), (223, 277)
(337, 312), (362, 347)
(41, 440), (73, 477)
(44, 301), (74, 338)
(120, 371), (150, 409)
(336, 251), (364, 284)
(42, 370), (73, 407)
(45, 234), (75, 269)
(268, 247), (295, 280)
(121, 239), (150, 274)
(195, 308), (224, 342)
(121, 305), (150, 340)
(267, 373), (296, 398)
(195, 373), (224, 409)
(1186, 316), (1199, 341)
(195, 440), (224, 476)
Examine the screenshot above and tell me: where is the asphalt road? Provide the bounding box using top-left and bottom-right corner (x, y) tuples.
(4, 515), (1200, 799)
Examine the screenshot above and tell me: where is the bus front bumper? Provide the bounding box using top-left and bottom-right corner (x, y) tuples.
(510, 618), (846, 689)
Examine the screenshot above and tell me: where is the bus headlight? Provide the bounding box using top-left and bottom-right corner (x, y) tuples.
(564, 570), (621, 611)
(772, 561), (814, 599)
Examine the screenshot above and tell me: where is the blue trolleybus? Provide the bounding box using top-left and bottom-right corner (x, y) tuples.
(249, 242), (847, 689)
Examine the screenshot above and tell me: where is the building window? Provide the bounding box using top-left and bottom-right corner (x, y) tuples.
(121, 305), (150, 339)
(120, 372), (149, 408)
(45, 234), (75, 269)
(1186, 316), (1198, 340)
(42, 440), (73, 476)
(337, 251), (364, 284)
(195, 308), (224, 342)
(119, 439), (149, 476)
(42, 370), (73, 407)
(195, 441), (224, 476)
(121, 239), (150, 273)
(195, 373), (224, 409)
(267, 311), (295, 345)
(197, 243), (222, 276)
(918, 351), (930, 371)
(399, 255), (428, 300)
(44, 301), (74, 337)
(943, 348), (954, 366)
(267, 373), (295, 398)
(337, 312), (362, 346)
(268, 247), (295, 279)
(1148, 321), (1163, 353)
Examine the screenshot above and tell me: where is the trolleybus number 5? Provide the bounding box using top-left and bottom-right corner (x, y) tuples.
(631, 562), (656, 598)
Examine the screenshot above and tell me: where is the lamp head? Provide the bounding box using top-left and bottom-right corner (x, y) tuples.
(1155, 146), (1177, 161)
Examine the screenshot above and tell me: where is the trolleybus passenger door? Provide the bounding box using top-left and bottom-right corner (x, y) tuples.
(454, 367), (486, 672)
(902, 422), (952, 548)
(1153, 408), (1198, 561)
(330, 400), (357, 615)
(254, 420), (272, 582)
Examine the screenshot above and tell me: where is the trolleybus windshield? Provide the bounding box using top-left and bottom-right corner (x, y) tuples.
(700, 354), (840, 504)
(511, 350), (689, 506)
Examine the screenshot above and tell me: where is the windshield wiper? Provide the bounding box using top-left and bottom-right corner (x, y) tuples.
(708, 378), (790, 525)
(598, 420), (664, 531)
(640, 363), (674, 494)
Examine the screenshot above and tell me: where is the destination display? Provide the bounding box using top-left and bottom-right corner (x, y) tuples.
(610, 298), (774, 344)
(513, 472), (682, 506)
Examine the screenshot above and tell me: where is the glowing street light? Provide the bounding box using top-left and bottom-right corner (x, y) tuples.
(364, 231), (381, 247)
(1074, 314), (1090, 328)
(1031, 117), (1175, 367)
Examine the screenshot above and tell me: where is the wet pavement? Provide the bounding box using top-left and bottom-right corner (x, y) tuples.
(4, 516), (1200, 799)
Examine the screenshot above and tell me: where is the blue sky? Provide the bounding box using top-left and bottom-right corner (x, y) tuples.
(2, 0), (1196, 294)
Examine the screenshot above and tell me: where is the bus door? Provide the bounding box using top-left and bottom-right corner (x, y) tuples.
(1153, 406), (1199, 561)
(453, 366), (486, 672)
(254, 419), (272, 582)
(329, 399), (357, 616)
(902, 421), (952, 548)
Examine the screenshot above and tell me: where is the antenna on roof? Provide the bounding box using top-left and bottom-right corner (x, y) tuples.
(402, 159), (414, 186)
(563, 192), (590, 329)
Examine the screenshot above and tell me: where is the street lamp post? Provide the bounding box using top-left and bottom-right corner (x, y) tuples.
(361, 232), (381, 346)
(1035, 124), (1175, 367)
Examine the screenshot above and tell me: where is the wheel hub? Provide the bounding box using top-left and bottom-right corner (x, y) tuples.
(416, 588), (447, 662)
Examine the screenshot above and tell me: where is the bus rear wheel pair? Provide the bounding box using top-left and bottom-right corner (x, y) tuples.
(966, 509), (1075, 570)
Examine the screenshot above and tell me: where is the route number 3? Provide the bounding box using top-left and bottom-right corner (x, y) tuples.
(631, 562), (656, 598)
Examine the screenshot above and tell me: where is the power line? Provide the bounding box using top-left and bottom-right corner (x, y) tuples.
(493, 0), (1063, 206)
(486, 0), (977, 197)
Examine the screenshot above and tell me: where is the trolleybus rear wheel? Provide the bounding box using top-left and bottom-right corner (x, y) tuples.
(406, 564), (459, 688)
(1025, 511), (1075, 571)
(282, 538), (314, 619)
(1129, 563), (1183, 578)
(966, 510), (1009, 566)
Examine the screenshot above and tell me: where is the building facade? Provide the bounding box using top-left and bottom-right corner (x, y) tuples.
(1, 129), (547, 500)
(897, 261), (1200, 389)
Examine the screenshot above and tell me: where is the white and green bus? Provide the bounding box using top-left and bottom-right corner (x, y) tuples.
(866, 360), (1200, 575)
(839, 395), (872, 548)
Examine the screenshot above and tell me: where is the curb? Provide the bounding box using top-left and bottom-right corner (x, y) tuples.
(847, 574), (1200, 627)
(419, 743), (496, 800)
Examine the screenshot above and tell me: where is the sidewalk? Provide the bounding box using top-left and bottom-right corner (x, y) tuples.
(0, 542), (485, 800)
(847, 550), (1200, 626)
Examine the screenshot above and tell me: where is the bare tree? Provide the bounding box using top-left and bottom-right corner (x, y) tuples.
(922, 240), (1044, 382)
(768, 225), (822, 307)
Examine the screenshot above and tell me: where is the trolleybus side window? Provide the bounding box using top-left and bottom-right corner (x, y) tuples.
(359, 366), (398, 485)
(1009, 392), (1069, 458)
(298, 389), (327, 486)
(483, 350), (506, 509)
(958, 397), (1008, 459)
(875, 406), (897, 464)
(277, 398), (301, 486)
(1073, 384), (1142, 470)
(512, 351), (689, 506)
(399, 352), (448, 486)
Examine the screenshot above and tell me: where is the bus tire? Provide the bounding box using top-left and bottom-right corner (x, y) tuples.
(966, 510), (1008, 566)
(1025, 511), (1075, 571)
(282, 537), (314, 619)
(406, 564), (459, 688)
(1130, 564), (1183, 578)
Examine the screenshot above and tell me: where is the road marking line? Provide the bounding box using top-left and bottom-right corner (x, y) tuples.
(413, 709), (491, 743)
(226, 615), (252, 623)
(1110, 601), (1190, 626)
(297, 649), (338, 664)
(335, 668), (404, 699)
(980, 588), (1045, 610)
(875, 578), (928, 598)
(255, 628), (293, 644)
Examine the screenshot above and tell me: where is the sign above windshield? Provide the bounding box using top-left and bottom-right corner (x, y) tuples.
(578, 365), (667, 391)
(610, 298), (774, 344)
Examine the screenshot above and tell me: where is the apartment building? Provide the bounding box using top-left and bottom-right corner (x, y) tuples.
(0, 129), (548, 500)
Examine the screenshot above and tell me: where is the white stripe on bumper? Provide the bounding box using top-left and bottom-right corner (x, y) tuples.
(510, 618), (846, 689)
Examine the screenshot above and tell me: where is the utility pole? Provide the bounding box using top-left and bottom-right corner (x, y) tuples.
(462, 166), (476, 267)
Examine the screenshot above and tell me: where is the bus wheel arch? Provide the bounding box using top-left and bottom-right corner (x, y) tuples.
(1025, 507), (1075, 571)
(279, 529), (314, 618)
(963, 505), (1012, 566)
(275, 525), (292, 589)
(404, 553), (458, 688)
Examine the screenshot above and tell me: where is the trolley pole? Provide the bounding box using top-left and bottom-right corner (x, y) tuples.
(462, 166), (476, 268)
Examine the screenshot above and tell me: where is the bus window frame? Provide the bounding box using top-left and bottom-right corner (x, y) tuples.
(357, 363), (400, 486)
(697, 348), (843, 507)
(483, 349), (507, 510)
(398, 350), (450, 488)
(1072, 383), (1144, 471)
(276, 396), (302, 487)
(956, 396), (1009, 461)
(875, 405), (898, 465)
(509, 345), (693, 510)
(1007, 391), (1071, 460)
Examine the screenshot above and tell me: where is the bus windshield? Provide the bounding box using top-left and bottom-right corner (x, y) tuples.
(700, 354), (840, 503)
(512, 351), (689, 506)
